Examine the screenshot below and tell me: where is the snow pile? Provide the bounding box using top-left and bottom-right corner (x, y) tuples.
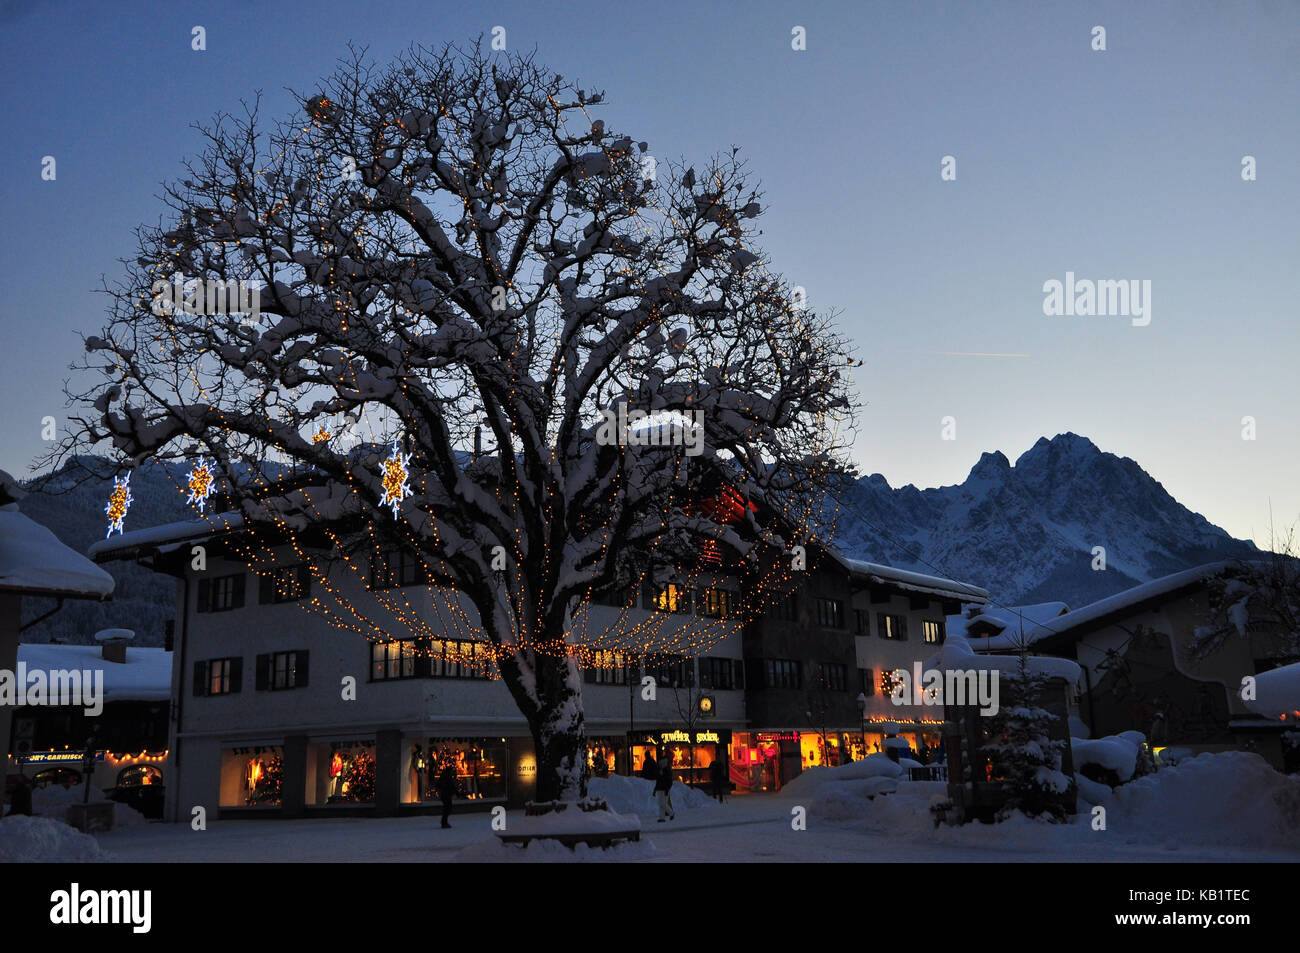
(1104, 752), (1300, 848)
(0, 816), (106, 862)
(784, 753), (904, 794)
(588, 775), (719, 815)
(1244, 660), (1300, 719)
(498, 807), (640, 838)
(1072, 735), (1142, 783)
(32, 784), (150, 829)
(456, 836), (661, 862)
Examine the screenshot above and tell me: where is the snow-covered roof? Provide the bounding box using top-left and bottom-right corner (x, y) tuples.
(1242, 661), (1300, 721)
(1027, 562), (1239, 646)
(952, 601), (1071, 651)
(924, 630), (1083, 688)
(88, 511), (245, 562)
(0, 508), (115, 599)
(834, 554), (989, 603)
(16, 643), (172, 702)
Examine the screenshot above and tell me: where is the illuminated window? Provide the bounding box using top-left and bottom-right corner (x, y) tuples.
(372, 639), (417, 680)
(699, 587), (734, 619)
(195, 657), (241, 696)
(878, 613), (908, 641)
(645, 583), (691, 614)
(923, 620), (945, 644)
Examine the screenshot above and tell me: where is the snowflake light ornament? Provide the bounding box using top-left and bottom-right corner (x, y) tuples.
(186, 458), (217, 513)
(379, 441), (412, 517)
(105, 472), (133, 538)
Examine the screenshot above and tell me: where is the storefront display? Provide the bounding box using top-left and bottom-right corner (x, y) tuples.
(405, 738), (507, 802)
(219, 746), (283, 807)
(628, 730), (729, 787)
(307, 740), (376, 804)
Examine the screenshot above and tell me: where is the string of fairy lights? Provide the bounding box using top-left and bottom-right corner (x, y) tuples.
(103, 60), (853, 678)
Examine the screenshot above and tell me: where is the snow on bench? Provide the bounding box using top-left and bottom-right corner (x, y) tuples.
(495, 799), (642, 849)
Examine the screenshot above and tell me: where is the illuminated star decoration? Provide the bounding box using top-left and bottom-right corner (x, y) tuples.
(379, 441), (413, 517)
(105, 472), (133, 538)
(186, 458), (217, 513)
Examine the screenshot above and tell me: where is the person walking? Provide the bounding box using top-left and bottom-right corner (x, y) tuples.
(709, 757), (727, 804)
(654, 763), (675, 822)
(435, 760), (457, 829)
(641, 750), (660, 782)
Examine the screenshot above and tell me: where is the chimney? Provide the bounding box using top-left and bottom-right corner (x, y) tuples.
(94, 627), (135, 664)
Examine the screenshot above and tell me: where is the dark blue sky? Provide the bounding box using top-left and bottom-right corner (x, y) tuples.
(2, 0), (1297, 546)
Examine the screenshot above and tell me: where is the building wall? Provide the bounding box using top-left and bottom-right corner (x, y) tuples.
(1072, 586), (1291, 768)
(168, 548), (746, 818)
(742, 561), (958, 733)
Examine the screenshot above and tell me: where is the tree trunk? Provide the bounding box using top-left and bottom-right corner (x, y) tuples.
(525, 651), (588, 803)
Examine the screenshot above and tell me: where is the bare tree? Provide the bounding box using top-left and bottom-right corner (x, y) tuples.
(50, 42), (854, 801)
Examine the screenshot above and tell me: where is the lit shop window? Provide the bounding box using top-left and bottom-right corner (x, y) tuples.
(405, 739), (508, 803)
(308, 741), (376, 804)
(116, 764), (163, 789)
(219, 746), (283, 807)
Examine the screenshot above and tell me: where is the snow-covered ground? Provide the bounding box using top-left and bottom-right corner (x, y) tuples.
(0, 752), (1271, 863)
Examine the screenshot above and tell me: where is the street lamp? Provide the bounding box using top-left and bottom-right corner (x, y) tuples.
(856, 692), (869, 759)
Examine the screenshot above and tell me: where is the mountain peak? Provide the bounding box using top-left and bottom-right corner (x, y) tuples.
(967, 450), (1010, 482)
(1015, 432), (1100, 468)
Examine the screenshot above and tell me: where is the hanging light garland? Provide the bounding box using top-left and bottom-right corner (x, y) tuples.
(104, 472), (133, 537)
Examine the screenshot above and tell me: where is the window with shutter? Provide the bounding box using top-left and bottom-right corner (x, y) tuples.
(197, 578), (211, 614)
(193, 660), (208, 696)
(255, 654), (270, 691)
(228, 656), (243, 693)
(232, 574), (245, 609)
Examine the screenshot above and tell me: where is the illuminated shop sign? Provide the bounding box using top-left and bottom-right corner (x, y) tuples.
(18, 750), (105, 765)
(756, 732), (799, 742)
(658, 730), (721, 744)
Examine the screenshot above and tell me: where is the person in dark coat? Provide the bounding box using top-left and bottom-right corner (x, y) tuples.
(435, 761), (457, 829)
(641, 751), (660, 782)
(7, 773), (33, 817)
(654, 763), (675, 821)
(709, 758), (727, 803)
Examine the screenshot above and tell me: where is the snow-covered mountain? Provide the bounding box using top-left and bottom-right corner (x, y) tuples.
(832, 433), (1260, 608)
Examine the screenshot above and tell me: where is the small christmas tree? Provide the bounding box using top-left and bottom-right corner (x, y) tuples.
(983, 659), (1072, 822)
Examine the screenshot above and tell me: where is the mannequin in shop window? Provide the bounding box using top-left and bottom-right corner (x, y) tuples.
(410, 744), (426, 801)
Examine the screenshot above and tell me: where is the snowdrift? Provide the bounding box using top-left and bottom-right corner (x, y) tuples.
(782, 753), (905, 799)
(1104, 751), (1300, 848)
(0, 816), (106, 862)
(32, 784), (150, 829)
(808, 750), (1300, 851)
(587, 775), (719, 815)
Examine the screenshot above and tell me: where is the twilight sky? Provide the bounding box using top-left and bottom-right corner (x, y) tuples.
(1, 0), (1297, 548)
